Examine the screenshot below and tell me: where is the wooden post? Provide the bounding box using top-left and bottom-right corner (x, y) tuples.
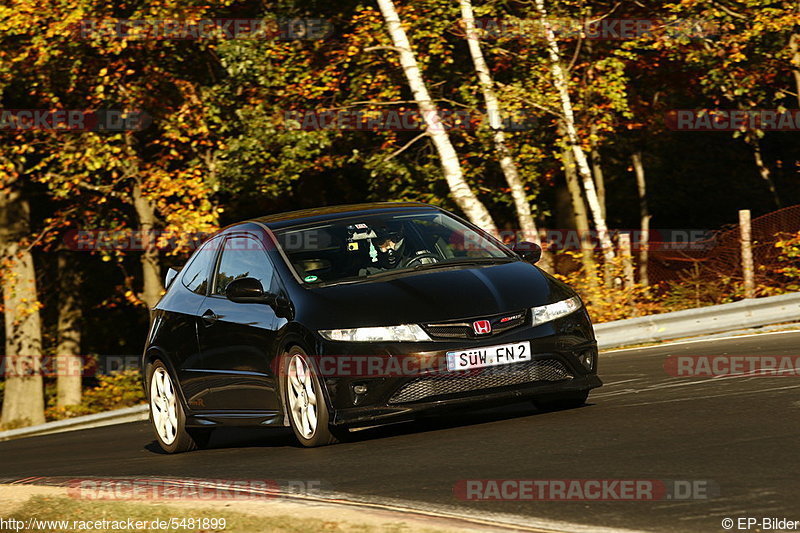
(619, 233), (635, 289)
(739, 209), (756, 299)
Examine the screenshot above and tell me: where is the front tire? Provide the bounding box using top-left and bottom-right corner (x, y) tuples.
(281, 347), (339, 447)
(146, 360), (209, 453)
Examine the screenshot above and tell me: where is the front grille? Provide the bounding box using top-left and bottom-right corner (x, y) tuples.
(424, 324), (472, 339)
(388, 359), (572, 404)
(423, 310), (528, 339)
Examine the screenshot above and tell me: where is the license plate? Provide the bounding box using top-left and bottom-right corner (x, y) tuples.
(446, 341), (531, 372)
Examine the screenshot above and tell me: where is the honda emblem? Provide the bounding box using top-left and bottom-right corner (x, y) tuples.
(473, 320), (492, 335)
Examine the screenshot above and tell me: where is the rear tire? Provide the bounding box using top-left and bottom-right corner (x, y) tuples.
(281, 346), (339, 447)
(535, 391), (590, 411)
(146, 360), (209, 453)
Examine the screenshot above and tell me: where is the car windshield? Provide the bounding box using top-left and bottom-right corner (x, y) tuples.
(274, 210), (515, 285)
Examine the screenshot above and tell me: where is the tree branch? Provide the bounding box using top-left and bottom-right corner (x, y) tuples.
(364, 45), (409, 54)
(494, 81), (563, 118)
(710, 1), (747, 19)
(383, 131), (430, 162)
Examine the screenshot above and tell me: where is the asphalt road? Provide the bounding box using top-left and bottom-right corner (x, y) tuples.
(2, 330), (800, 532)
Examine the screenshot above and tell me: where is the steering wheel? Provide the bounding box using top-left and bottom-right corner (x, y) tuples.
(403, 252), (441, 268)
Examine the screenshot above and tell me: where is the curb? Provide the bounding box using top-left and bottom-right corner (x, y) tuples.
(0, 404), (148, 442)
(1, 479), (646, 533)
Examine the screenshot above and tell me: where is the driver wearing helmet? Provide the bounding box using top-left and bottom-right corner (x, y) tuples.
(355, 223), (439, 276)
(373, 226), (405, 269)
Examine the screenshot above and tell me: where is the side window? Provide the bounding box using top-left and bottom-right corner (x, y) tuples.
(213, 236), (276, 296)
(181, 237), (220, 295)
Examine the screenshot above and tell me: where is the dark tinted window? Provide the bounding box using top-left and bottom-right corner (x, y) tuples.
(274, 211), (512, 285)
(213, 236), (275, 296)
(181, 237), (220, 295)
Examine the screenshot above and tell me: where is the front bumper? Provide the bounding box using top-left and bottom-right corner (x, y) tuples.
(314, 309), (602, 427)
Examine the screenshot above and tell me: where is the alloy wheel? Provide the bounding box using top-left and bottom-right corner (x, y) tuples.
(150, 366), (178, 445)
(287, 354), (318, 439)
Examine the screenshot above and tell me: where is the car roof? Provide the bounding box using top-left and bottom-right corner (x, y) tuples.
(248, 202), (440, 230)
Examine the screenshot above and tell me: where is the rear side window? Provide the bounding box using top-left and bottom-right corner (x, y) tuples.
(212, 236), (276, 296)
(181, 237), (221, 295)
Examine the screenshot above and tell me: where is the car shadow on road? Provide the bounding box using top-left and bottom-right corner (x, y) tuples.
(146, 400), (593, 453)
(144, 427), (297, 454)
(344, 400), (593, 444)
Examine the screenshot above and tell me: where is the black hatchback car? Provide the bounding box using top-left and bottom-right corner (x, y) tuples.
(143, 202), (601, 452)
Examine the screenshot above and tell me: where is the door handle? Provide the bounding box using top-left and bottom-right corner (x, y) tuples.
(201, 309), (218, 326)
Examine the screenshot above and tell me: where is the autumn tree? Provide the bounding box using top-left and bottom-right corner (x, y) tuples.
(644, 1), (800, 208)
(459, 0), (551, 269)
(375, 0), (498, 232)
(0, 0), (223, 425)
(532, 0), (615, 263)
(0, 174), (45, 427)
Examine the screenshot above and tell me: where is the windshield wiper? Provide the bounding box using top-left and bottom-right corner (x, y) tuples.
(430, 257), (515, 267)
(367, 256), (515, 278)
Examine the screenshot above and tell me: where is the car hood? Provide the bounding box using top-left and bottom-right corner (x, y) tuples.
(297, 261), (576, 328)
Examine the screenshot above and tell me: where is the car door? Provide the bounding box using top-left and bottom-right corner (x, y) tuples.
(194, 233), (282, 412)
(163, 235), (222, 406)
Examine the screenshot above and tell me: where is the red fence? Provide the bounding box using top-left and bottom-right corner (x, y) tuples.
(646, 204), (800, 291)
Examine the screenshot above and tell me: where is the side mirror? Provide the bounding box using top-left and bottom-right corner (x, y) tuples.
(512, 241), (542, 263)
(165, 267), (180, 288)
(226, 277), (269, 304)
(225, 277), (290, 315)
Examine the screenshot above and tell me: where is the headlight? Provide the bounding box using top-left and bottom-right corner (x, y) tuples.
(531, 295), (582, 327)
(319, 324), (431, 342)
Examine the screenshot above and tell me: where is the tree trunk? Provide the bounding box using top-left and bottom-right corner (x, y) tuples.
(750, 140), (781, 209)
(132, 181), (163, 310)
(589, 128), (606, 220)
(618, 233), (634, 289)
(790, 31), (800, 108)
(562, 146), (597, 280)
(631, 151), (651, 288)
(376, 0), (497, 233)
(533, 0), (614, 263)
(56, 251), (82, 407)
(459, 0), (551, 270)
(0, 187), (45, 428)
(586, 45), (606, 221)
